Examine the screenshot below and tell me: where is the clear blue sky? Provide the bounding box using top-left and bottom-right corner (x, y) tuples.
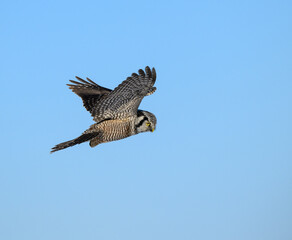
(1, 0), (291, 239)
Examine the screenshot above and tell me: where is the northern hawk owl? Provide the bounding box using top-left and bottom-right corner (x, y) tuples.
(51, 66), (157, 153)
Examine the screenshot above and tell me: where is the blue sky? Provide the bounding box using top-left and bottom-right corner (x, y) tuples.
(1, 0), (292, 239)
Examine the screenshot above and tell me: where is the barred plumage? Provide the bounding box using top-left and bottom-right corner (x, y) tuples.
(51, 66), (157, 153)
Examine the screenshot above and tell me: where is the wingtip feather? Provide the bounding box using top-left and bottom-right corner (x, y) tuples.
(151, 67), (156, 82)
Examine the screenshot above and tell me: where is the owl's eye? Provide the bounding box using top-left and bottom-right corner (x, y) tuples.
(146, 122), (151, 127)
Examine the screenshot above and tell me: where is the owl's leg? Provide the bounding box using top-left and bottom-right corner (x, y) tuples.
(89, 136), (103, 147)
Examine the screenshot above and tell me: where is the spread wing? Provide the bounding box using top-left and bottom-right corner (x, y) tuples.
(67, 76), (112, 114)
(91, 66), (156, 122)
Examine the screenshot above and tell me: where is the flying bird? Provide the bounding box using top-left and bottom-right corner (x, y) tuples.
(51, 66), (157, 153)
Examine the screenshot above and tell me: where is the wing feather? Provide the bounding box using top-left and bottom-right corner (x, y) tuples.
(67, 76), (112, 113)
(91, 66), (156, 121)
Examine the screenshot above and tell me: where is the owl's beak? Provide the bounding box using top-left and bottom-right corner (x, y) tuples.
(151, 128), (155, 132)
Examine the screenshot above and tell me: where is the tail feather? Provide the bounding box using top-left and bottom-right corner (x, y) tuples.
(51, 132), (100, 153)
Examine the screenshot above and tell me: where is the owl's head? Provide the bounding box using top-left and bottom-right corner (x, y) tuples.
(135, 110), (157, 133)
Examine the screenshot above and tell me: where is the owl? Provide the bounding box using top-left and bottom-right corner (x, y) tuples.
(51, 66), (157, 153)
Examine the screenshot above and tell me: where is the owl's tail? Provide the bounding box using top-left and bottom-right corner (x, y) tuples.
(51, 131), (101, 153)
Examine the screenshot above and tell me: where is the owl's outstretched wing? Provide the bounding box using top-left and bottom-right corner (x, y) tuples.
(91, 66), (156, 122)
(67, 77), (112, 114)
